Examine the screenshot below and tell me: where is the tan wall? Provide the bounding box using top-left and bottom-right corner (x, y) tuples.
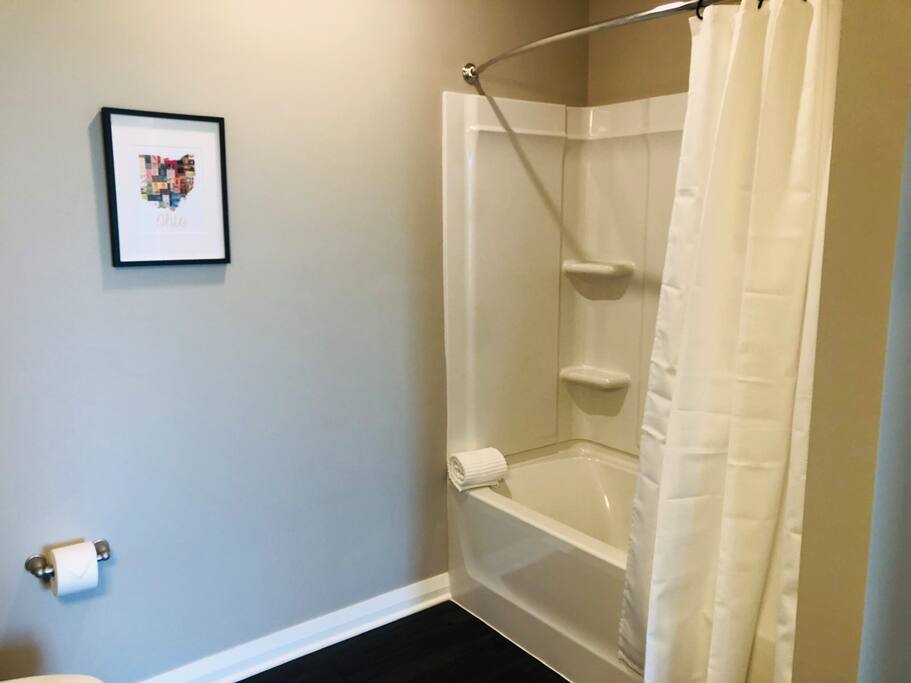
(0, 1), (587, 680)
(793, 1), (911, 680)
(587, 0), (691, 105)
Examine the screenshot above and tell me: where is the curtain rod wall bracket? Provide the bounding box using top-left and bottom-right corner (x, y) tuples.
(462, 63), (479, 85)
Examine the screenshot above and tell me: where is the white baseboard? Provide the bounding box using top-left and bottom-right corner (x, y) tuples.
(142, 573), (450, 683)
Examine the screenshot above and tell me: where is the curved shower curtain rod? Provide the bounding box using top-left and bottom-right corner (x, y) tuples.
(461, 0), (803, 85)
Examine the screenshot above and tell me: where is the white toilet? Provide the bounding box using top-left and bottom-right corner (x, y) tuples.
(4, 677), (101, 683)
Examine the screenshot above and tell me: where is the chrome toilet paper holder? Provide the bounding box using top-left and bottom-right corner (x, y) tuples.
(24, 539), (111, 580)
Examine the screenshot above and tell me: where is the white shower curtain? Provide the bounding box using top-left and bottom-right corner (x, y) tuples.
(618, 1), (841, 681)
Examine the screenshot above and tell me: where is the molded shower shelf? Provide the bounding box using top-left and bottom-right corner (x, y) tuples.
(562, 260), (635, 279)
(560, 366), (631, 391)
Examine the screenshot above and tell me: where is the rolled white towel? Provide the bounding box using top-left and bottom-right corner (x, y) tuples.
(447, 447), (507, 492)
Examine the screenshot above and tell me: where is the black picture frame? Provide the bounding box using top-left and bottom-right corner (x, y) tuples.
(100, 107), (231, 267)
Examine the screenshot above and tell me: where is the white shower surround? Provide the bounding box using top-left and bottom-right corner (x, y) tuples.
(443, 91), (686, 459)
(443, 91), (686, 682)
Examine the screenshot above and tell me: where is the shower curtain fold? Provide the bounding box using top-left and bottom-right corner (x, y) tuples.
(618, 1), (841, 681)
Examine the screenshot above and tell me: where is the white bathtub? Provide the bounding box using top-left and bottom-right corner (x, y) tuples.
(448, 441), (641, 683)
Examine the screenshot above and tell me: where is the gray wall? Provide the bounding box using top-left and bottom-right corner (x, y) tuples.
(858, 110), (911, 683)
(0, 1), (588, 680)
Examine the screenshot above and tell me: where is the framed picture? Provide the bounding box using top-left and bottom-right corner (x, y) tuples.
(101, 107), (230, 266)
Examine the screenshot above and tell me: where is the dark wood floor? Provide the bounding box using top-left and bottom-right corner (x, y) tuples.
(243, 601), (565, 682)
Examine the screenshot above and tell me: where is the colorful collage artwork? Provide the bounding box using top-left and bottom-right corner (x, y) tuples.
(139, 154), (195, 210)
(104, 107), (228, 265)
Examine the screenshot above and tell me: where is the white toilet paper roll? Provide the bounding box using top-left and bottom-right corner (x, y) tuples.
(50, 541), (99, 596)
